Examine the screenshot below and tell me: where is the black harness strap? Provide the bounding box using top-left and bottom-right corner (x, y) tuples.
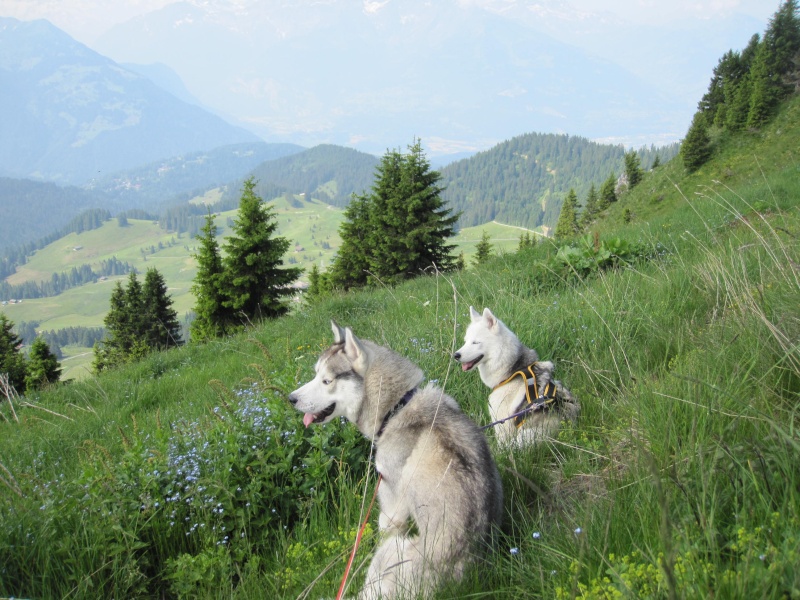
(375, 387), (416, 438)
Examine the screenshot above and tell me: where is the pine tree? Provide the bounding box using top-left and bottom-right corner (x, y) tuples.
(25, 337), (61, 391)
(681, 113), (713, 172)
(554, 188), (579, 241)
(580, 183), (599, 229)
(365, 149), (407, 283)
(123, 270), (146, 347)
(329, 193), (373, 289)
(473, 231), (493, 266)
(518, 232), (537, 251)
(93, 274), (149, 372)
(142, 267), (182, 350)
(331, 139), (458, 287)
(726, 73), (754, 131)
(0, 314), (27, 393)
(747, 43), (777, 128)
(191, 212), (229, 342)
(598, 173), (617, 210)
(651, 154), (661, 169)
(93, 282), (126, 372)
(624, 150), (643, 189)
(221, 177), (302, 324)
(748, 1), (800, 126)
(395, 139), (458, 276)
(766, 0), (800, 90)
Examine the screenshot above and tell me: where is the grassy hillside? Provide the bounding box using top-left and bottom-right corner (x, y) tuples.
(1, 96), (798, 599)
(2, 192), (528, 378)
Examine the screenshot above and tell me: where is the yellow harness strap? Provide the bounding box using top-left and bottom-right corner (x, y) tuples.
(493, 363), (558, 428)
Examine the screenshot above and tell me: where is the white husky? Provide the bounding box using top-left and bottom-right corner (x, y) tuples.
(289, 322), (503, 600)
(454, 306), (579, 448)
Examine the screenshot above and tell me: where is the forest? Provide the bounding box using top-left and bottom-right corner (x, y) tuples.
(440, 133), (678, 230)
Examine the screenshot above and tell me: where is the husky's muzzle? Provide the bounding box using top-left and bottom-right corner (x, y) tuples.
(453, 351), (484, 372)
(288, 394), (336, 427)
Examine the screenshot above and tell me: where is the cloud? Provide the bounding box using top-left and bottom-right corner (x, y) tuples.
(363, 0), (390, 15)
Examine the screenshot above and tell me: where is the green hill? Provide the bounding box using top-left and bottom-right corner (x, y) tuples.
(1, 85), (798, 599)
(439, 133), (678, 232)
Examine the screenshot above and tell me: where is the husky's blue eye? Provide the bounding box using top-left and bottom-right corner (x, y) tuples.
(471, 340), (480, 345)
(322, 378), (332, 385)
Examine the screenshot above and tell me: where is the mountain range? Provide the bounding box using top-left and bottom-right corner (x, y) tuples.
(88, 0), (765, 156)
(0, 17), (259, 184)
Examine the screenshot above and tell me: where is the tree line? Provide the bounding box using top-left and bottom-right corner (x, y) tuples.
(0, 208), (112, 280)
(13, 321), (105, 359)
(438, 133), (677, 232)
(0, 258), (132, 301)
(681, 0), (800, 171)
(553, 147), (647, 239)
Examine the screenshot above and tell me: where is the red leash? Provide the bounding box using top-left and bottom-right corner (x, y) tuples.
(336, 474), (382, 600)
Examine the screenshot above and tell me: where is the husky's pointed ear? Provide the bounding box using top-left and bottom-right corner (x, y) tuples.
(469, 306), (481, 322)
(483, 307), (499, 330)
(343, 327), (369, 375)
(331, 320), (346, 344)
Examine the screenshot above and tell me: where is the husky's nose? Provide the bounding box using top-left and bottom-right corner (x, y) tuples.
(453, 351), (461, 361)
(288, 393), (298, 406)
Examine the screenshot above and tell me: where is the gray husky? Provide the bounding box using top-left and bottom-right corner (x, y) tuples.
(289, 322), (503, 600)
(454, 307), (580, 448)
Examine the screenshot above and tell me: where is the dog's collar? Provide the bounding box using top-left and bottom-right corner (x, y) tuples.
(375, 387), (416, 438)
(493, 364), (558, 428)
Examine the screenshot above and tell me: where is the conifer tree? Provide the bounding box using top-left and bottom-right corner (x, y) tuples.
(142, 267), (182, 350)
(473, 231), (493, 266)
(518, 232), (537, 251)
(726, 74), (753, 131)
(748, 1), (800, 126)
(221, 177), (301, 323)
(554, 188), (580, 241)
(93, 275), (148, 372)
(93, 281), (126, 372)
(330, 139), (458, 287)
(580, 183), (599, 228)
(766, 0), (800, 90)
(624, 150), (643, 189)
(191, 212), (229, 342)
(123, 270), (146, 346)
(329, 194), (373, 289)
(598, 173), (617, 210)
(25, 337), (61, 391)
(395, 139), (458, 275)
(651, 154), (661, 169)
(363, 149), (404, 282)
(681, 113), (713, 172)
(0, 314), (27, 393)
(305, 264), (334, 303)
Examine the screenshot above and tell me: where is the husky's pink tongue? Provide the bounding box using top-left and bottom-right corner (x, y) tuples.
(303, 412), (315, 428)
(462, 362), (471, 372)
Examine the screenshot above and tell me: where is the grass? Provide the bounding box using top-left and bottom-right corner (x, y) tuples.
(0, 99), (798, 599)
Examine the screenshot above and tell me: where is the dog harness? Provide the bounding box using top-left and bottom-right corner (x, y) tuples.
(375, 387), (416, 438)
(493, 364), (558, 428)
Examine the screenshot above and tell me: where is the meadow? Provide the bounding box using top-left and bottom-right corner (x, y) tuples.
(0, 99), (798, 598)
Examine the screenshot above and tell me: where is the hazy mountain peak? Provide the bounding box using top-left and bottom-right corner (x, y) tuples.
(0, 18), (260, 184)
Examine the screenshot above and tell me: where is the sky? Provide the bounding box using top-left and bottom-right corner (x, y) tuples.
(0, 0), (781, 153)
(1, 0), (777, 47)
